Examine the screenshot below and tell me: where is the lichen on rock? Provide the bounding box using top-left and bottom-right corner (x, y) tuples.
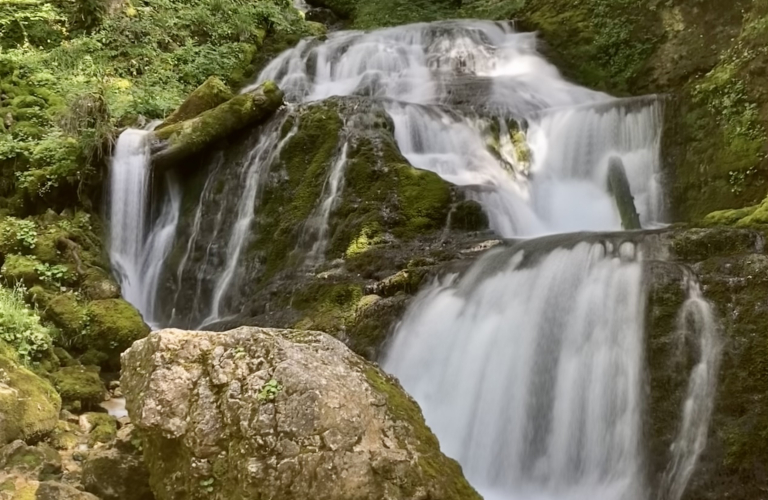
(121, 327), (481, 500)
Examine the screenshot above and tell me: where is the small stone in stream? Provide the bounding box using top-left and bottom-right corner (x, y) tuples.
(108, 381), (120, 390)
(60, 410), (79, 424)
(116, 417), (131, 428)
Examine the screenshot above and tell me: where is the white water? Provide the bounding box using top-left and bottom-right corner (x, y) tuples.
(658, 275), (721, 500)
(301, 141), (349, 266)
(104, 18), (720, 500)
(201, 117), (297, 326)
(109, 129), (180, 328)
(253, 20), (664, 237)
(384, 241), (647, 500)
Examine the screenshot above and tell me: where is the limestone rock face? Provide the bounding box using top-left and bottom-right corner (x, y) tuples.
(121, 327), (480, 500)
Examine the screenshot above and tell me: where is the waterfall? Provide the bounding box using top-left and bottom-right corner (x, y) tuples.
(300, 141), (349, 266)
(658, 275), (722, 500)
(108, 129), (181, 328)
(103, 17), (721, 499)
(384, 240), (647, 500)
(252, 21), (664, 237)
(201, 115), (296, 326)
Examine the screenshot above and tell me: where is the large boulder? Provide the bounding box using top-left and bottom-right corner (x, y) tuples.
(121, 327), (480, 500)
(151, 81), (284, 170)
(0, 345), (61, 445)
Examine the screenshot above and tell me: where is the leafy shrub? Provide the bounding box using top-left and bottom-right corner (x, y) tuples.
(0, 283), (53, 363)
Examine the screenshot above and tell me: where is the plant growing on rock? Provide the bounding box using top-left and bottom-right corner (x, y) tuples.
(0, 283), (53, 363)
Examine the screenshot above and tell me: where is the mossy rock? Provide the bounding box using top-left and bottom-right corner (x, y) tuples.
(48, 421), (79, 451)
(81, 269), (120, 300)
(451, 200), (489, 232)
(50, 366), (105, 410)
(0, 440), (62, 479)
(152, 81), (285, 171)
(1, 254), (42, 286)
(80, 413), (117, 446)
(157, 76), (234, 129)
(0, 345), (61, 445)
(85, 299), (150, 368)
(47, 293), (87, 337)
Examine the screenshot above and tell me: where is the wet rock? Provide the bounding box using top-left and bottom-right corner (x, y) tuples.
(122, 327), (480, 500)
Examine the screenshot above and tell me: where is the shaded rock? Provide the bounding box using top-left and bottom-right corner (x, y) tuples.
(0, 477), (99, 500)
(50, 367), (105, 411)
(0, 441), (62, 480)
(78, 413), (116, 446)
(0, 346), (61, 445)
(81, 424), (153, 500)
(122, 327), (481, 500)
(151, 81), (284, 171)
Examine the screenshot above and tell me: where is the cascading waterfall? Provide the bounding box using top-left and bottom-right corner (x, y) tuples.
(108, 129), (181, 328)
(201, 115), (297, 326)
(253, 20), (664, 237)
(658, 275), (722, 500)
(105, 19), (721, 499)
(299, 141), (349, 266)
(384, 240), (647, 500)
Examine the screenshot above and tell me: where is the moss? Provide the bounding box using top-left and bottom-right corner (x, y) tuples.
(82, 412), (117, 445)
(363, 365), (481, 499)
(85, 299), (150, 368)
(451, 200), (489, 232)
(345, 222), (384, 258)
(153, 82), (285, 170)
(1, 254), (42, 286)
(250, 101), (345, 279)
(47, 293), (87, 337)
(49, 421), (79, 451)
(157, 76), (235, 129)
(50, 365), (104, 409)
(0, 345), (61, 444)
(292, 282), (364, 335)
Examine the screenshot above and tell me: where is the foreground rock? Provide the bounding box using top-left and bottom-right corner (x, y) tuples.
(0, 343), (61, 445)
(122, 327), (480, 500)
(151, 81), (284, 170)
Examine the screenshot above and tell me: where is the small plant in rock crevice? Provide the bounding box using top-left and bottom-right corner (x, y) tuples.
(257, 379), (282, 402)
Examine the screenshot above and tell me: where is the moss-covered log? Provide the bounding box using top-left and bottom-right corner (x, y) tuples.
(151, 81), (284, 172)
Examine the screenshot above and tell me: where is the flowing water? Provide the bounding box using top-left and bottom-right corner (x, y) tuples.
(108, 129), (181, 328)
(384, 240), (647, 500)
(253, 20), (664, 237)
(106, 19), (720, 498)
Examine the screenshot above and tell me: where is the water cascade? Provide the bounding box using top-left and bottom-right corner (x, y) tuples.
(105, 19), (721, 498)
(384, 240), (647, 500)
(254, 21), (664, 237)
(658, 275), (722, 500)
(108, 129), (181, 328)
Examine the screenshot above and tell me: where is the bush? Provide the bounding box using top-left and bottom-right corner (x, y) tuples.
(0, 283), (54, 363)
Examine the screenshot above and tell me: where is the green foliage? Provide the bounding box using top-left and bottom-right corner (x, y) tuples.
(0, 0), (308, 214)
(0, 283), (53, 364)
(257, 379), (282, 402)
(1, 217), (38, 250)
(34, 262), (70, 285)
